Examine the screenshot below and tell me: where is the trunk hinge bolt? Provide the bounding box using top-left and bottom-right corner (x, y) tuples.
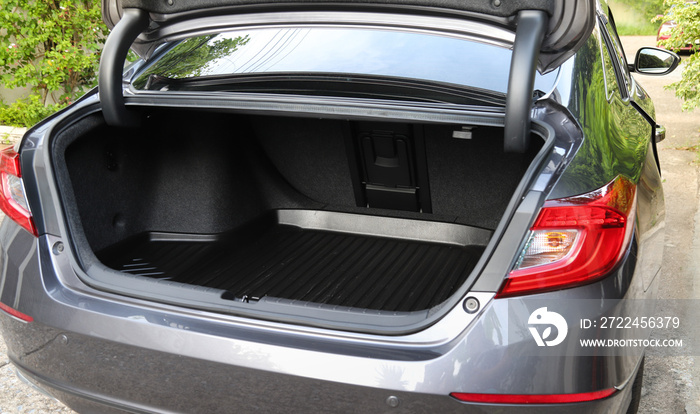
(386, 396), (400, 408)
(52, 242), (64, 255)
(463, 297), (480, 314)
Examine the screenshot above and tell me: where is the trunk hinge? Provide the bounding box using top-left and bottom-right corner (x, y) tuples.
(98, 8), (149, 128)
(504, 10), (549, 153)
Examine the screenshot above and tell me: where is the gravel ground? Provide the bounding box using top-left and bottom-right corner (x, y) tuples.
(0, 36), (697, 413)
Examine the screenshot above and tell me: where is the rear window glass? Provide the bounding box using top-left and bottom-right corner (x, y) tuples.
(132, 26), (557, 97)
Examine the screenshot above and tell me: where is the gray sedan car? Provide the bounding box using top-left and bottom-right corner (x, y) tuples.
(0, 0), (679, 412)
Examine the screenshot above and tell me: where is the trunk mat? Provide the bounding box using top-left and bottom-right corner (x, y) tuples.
(97, 223), (484, 312)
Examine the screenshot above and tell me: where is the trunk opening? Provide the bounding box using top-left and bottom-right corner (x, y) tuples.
(53, 108), (543, 324)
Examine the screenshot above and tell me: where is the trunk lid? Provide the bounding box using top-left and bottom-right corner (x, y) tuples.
(101, 0), (596, 71)
(98, 0), (596, 152)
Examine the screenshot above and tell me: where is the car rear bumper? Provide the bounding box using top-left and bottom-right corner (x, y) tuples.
(5, 319), (634, 414)
(0, 223), (645, 413)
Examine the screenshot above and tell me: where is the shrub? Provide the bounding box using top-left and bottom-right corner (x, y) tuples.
(0, 95), (64, 127)
(0, 0), (108, 126)
(656, 0), (700, 110)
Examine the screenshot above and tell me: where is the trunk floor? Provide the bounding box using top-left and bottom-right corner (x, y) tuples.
(97, 224), (484, 312)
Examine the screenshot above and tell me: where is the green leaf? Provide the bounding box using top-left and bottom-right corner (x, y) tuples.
(0, 0), (107, 110)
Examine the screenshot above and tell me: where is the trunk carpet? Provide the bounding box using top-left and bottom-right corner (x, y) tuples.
(97, 224), (483, 312)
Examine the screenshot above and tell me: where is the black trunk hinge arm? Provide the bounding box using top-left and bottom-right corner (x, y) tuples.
(504, 10), (549, 153)
(99, 9), (149, 128)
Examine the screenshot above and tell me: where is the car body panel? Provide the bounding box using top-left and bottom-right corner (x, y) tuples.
(4, 318), (633, 413)
(0, 0), (670, 412)
(551, 25), (650, 197)
(1, 225), (643, 413)
(545, 10), (665, 292)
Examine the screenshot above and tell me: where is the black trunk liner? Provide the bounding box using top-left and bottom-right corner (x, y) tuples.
(97, 212), (485, 312)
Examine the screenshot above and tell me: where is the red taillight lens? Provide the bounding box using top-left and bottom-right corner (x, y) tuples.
(0, 301), (34, 322)
(497, 176), (636, 298)
(450, 388), (617, 404)
(0, 146), (37, 236)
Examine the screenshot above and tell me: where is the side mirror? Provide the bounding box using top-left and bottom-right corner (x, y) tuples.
(630, 47), (680, 75)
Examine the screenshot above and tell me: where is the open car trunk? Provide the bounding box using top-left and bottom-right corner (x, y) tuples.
(54, 109), (542, 321)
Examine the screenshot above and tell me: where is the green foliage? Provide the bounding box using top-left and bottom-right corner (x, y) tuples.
(609, 0), (663, 35)
(0, 95), (65, 127)
(612, 0), (666, 21)
(656, 0), (700, 110)
(154, 35), (249, 79)
(0, 0), (108, 126)
(614, 22), (659, 36)
(671, 55), (700, 110)
(133, 34), (250, 89)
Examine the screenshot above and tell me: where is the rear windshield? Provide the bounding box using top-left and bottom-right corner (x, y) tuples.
(132, 26), (557, 102)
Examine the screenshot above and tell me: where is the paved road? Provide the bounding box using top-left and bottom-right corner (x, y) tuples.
(0, 36), (697, 414)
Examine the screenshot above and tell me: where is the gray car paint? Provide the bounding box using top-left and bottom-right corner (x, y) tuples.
(0, 3), (664, 413)
(0, 230), (641, 413)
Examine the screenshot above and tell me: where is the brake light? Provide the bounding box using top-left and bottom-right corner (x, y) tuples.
(450, 388), (617, 404)
(497, 176), (636, 298)
(0, 146), (37, 236)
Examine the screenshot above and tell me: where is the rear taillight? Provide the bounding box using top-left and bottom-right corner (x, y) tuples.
(497, 176), (636, 298)
(450, 388), (617, 404)
(0, 301), (34, 322)
(0, 146), (37, 236)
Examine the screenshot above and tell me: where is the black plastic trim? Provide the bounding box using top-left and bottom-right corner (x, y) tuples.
(504, 10), (548, 153)
(125, 92), (508, 126)
(96, 210), (489, 312)
(119, 0), (556, 19)
(98, 8), (148, 127)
